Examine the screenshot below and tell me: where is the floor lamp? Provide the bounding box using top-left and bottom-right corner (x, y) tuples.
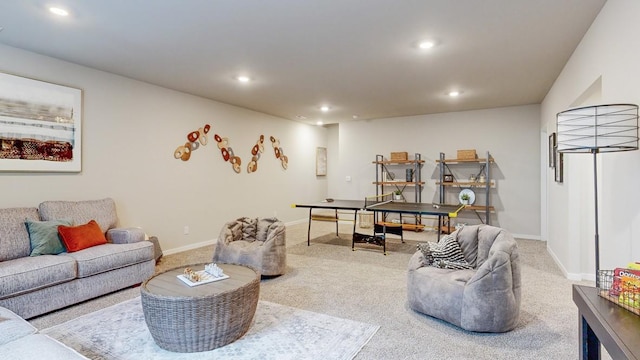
(556, 104), (639, 287)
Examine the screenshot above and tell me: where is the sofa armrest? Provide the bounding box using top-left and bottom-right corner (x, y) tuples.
(107, 227), (145, 244)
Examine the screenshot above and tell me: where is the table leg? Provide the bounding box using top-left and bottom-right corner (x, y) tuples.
(579, 312), (600, 360)
(307, 208), (312, 246)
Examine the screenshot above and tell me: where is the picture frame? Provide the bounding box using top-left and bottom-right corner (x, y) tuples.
(316, 147), (327, 176)
(0, 72), (82, 172)
(548, 132), (556, 168)
(555, 150), (563, 183)
(443, 174), (454, 182)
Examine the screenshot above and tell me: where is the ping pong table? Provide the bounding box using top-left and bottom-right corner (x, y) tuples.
(293, 199), (464, 254)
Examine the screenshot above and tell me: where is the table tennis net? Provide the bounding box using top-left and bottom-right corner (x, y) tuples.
(364, 193), (394, 208)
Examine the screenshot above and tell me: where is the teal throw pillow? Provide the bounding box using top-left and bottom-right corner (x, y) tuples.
(25, 219), (72, 256)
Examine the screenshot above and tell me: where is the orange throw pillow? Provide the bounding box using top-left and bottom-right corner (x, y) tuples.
(58, 220), (108, 252)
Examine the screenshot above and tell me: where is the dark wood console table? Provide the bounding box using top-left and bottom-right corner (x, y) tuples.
(572, 284), (640, 359)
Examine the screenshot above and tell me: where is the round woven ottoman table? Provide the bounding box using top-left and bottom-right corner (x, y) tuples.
(140, 263), (260, 353)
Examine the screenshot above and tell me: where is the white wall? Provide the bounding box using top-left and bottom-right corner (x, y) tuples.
(0, 44), (328, 253)
(541, 0), (640, 280)
(330, 105), (541, 238)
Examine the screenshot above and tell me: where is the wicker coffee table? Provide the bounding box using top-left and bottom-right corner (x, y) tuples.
(140, 263), (260, 353)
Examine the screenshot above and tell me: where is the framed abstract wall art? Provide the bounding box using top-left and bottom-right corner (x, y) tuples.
(0, 72), (82, 172)
(316, 147), (327, 176)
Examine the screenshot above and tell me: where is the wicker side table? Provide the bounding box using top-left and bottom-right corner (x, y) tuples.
(140, 263), (259, 353)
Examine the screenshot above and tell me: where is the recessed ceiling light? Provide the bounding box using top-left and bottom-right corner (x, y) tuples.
(316, 121), (324, 126)
(320, 105), (330, 112)
(236, 75), (251, 83)
(448, 91), (461, 97)
(49, 7), (69, 16)
(352, 115), (359, 119)
(418, 41), (435, 49)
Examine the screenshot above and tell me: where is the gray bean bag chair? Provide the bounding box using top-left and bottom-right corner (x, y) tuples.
(212, 217), (286, 276)
(407, 224), (521, 332)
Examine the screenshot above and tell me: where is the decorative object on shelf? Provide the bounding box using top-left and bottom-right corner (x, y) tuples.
(247, 135), (265, 174)
(270, 136), (288, 170)
(390, 152), (408, 161)
(556, 103), (639, 287)
(459, 189), (475, 205)
(469, 174), (477, 182)
(478, 173), (486, 183)
(457, 149), (477, 160)
(443, 174), (454, 182)
(0, 71), (83, 172)
(316, 147), (327, 176)
(174, 123), (211, 162)
(405, 168), (414, 182)
(393, 190), (403, 200)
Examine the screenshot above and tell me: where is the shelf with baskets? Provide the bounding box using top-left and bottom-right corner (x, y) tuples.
(436, 151), (495, 233)
(372, 153), (425, 232)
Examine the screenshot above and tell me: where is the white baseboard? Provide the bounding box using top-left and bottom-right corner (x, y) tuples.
(545, 243), (595, 282)
(162, 239), (216, 256)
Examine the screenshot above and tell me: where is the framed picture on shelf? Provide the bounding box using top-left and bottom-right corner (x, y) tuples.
(0, 72), (82, 172)
(555, 150), (563, 183)
(443, 174), (454, 182)
(548, 132), (556, 168)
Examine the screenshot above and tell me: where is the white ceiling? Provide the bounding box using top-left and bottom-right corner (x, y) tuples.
(0, 1), (606, 125)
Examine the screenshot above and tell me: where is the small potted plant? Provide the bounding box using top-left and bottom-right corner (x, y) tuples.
(460, 193), (470, 205)
(393, 190), (403, 200)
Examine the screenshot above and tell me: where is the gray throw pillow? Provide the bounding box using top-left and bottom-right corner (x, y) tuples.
(25, 219), (72, 256)
(417, 234), (473, 270)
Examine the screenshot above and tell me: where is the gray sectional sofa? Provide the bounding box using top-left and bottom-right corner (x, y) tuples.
(0, 198), (155, 319)
(0, 305), (88, 359)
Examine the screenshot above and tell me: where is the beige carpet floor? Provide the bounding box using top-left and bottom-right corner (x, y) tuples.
(29, 221), (607, 359)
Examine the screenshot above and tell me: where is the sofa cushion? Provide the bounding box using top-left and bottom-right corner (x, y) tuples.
(0, 256), (76, 299)
(58, 220), (108, 252)
(0, 305), (37, 346)
(39, 198), (118, 234)
(107, 227), (145, 244)
(0, 208), (40, 262)
(25, 219), (72, 256)
(60, 242), (154, 278)
(0, 334), (89, 359)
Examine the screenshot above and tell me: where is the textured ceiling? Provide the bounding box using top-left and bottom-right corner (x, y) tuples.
(0, 0), (607, 124)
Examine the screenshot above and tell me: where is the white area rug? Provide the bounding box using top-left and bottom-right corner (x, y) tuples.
(42, 297), (378, 360)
